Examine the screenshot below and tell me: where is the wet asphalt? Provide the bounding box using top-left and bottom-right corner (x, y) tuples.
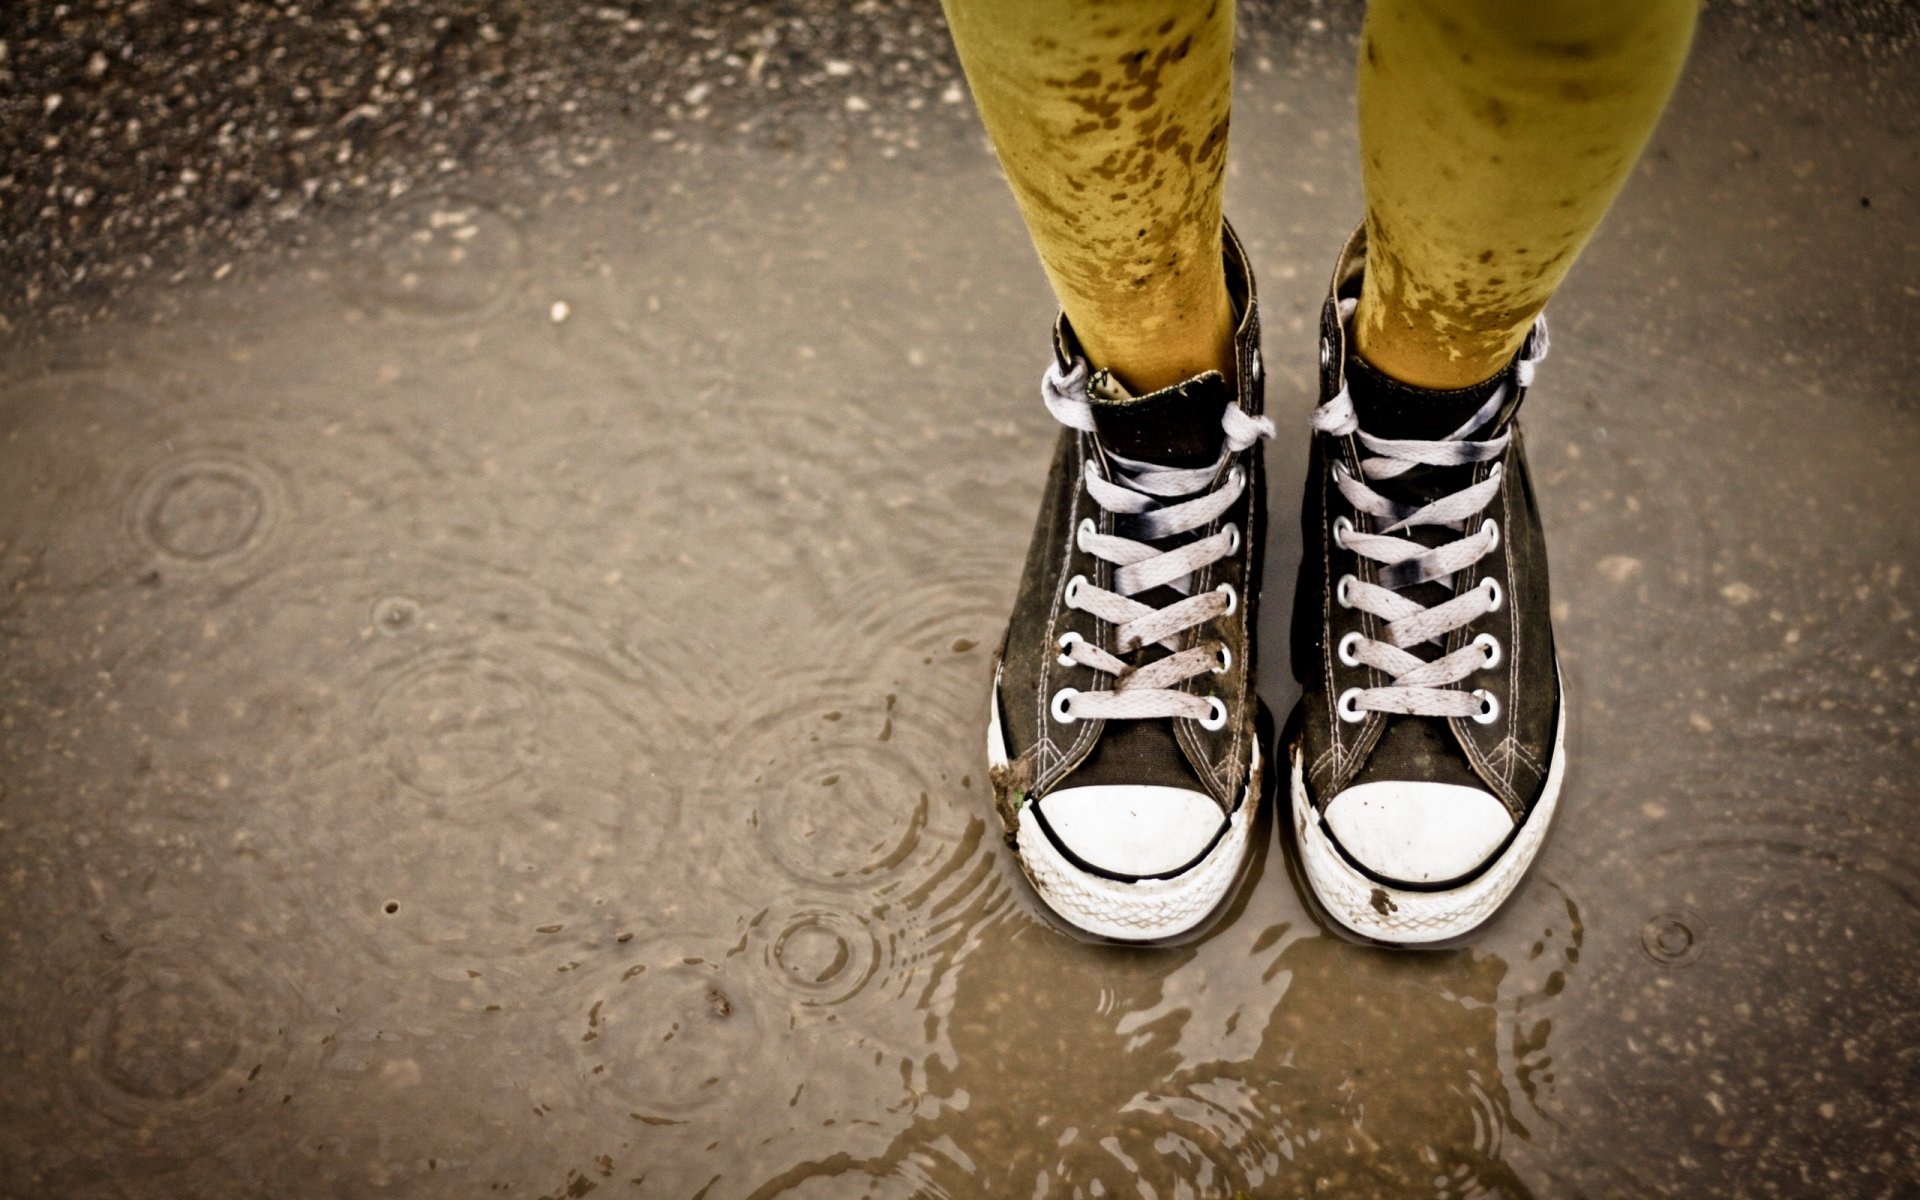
(2, 3), (1918, 1198)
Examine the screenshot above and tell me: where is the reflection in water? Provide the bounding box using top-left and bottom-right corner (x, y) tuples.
(806, 905), (1538, 1199)
(3, 35), (1917, 1198)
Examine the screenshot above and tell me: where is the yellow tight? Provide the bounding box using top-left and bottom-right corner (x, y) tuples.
(942, 0), (1698, 393)
(1356, 0), (1698, 387)
(938, 0), (1238, 395)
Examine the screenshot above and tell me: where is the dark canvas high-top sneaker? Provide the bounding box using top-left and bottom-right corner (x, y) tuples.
(1287, 226), (1564, 945)
(988, 223), (1273, 942)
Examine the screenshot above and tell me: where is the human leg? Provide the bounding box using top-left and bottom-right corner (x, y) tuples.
(951, 0), (1274, 940)
(1289, 0), (1697, 944)
(940, 0), (1236, 393)
(1355, 0), (1698, 388)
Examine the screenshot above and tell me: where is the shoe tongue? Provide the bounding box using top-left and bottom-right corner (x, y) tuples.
(1345, 354), (1506, 442)
(1087, 369), (1229, 468)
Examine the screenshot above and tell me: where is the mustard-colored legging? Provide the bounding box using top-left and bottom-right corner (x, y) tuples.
(941, 0), (1698, 392)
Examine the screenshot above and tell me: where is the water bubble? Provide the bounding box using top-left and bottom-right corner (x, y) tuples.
(1640, 908), (1706, 967)
(370, 595), (423, 635)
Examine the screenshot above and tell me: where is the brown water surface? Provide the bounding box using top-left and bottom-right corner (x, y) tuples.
(2, 10), (1916, 1199)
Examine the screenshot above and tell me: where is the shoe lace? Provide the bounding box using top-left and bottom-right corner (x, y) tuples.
(1310, 308), (1549, 722)
(1040, 358), (1275, 726)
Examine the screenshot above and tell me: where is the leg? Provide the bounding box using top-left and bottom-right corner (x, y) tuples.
(1289, 1), (1697, 944)
(960, 1), (1274, 940)
(940, 0), (1236, 394)
(1355, 0), (1698, 388)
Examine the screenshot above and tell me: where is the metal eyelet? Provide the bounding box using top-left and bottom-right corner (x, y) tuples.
(1050, 688), (1079, 725)
(1480, 517), (1500, 553)
(1480, 577), (1504, 613)
(1337, 631), (1364, 668)
(1471, 689), (1501, 725)
(1337, 687), (1366, 724)
(1199, 697), (1229, 731)
(1064, 574), (1087, 607)
(1336, 574), (1357, 608)
(1212, 644), (1233, 675)
(1215, 582), (1238, 617)
(1076, 518), (1097, 549)
(1227, 464), (1245, 489)
(1250, 348), (1263, 381)
(1222, 523), (1241, 555)
(1056, 631), (1084, 667)
(1471, 632), (1502, 669)
(1332, 515), (1354, 549)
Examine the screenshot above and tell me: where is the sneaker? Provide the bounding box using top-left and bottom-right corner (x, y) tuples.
(987, 223), (1275, 942)
(1286, 226), (1564, 945)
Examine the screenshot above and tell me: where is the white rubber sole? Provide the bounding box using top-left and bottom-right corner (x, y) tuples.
(1289, 681), (1566, 945)
(988, 682), (1260, 942)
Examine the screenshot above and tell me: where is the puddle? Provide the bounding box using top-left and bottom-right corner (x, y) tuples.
(2, 18), (1916, 1200)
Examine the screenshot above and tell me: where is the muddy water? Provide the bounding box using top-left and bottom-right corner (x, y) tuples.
(3, 25), (1918, 1200)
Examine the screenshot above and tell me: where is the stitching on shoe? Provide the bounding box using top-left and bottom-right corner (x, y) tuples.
(1178, 305), (1262, 804)
(1508, 737), (1545, 775)
(1320, 439), (1342, 783)
(1457, 448), (1521, 813)
(1504, 456), (1521, 791)
(1035, 429), (1092, 793)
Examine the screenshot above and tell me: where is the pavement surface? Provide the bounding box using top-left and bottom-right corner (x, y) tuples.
(1, 3), (1917, 1198)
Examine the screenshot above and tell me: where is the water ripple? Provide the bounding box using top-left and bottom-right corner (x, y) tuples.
(127, 450), (282, 567)
(565, 932), (769, 1124)
(707, 671), (971, 898)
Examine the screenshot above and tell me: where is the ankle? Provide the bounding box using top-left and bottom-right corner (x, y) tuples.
(1351, 288), (1530, 392)
(1068, 292), (1238, 396)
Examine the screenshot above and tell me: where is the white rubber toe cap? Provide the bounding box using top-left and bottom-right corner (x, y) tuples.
(1034, 785), (1228, 878)
(1322, 780), (1515, 885)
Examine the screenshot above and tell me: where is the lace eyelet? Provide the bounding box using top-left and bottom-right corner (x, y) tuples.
(1199, 696), (1229, 731)
(1050, 688), (1079, 725)
(1212, 644), (1233, 675)
(1480, 577), (1504, 613)
(1332, 516), (1354, 550)
(1471, 689), (1500, 725)
(1337, 687), (1366, 724)
(1336, 574), (1357, 609)
(1064, 574), (1088, 607)
(1480, 518), (1500, 553)
(1222, 522), (1241, 556)
(1076, 518), (1097, 549)
(1056, 631), (1084, 668)
(1337, 631), (1364, 668)
(1227, 464), (1245, 489)
(1471, 632), (1502, 669)
(1250, 348), (1263, 381)
(1215, 582), (1239, 617)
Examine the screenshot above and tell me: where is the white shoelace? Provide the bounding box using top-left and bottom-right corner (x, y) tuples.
(1310, 306), (1548, 723)
(1041, 359), (1275, 727)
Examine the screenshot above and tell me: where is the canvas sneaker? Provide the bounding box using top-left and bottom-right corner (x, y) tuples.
(988, 223), (1273, 942)
(1287, 226), (1565, 945)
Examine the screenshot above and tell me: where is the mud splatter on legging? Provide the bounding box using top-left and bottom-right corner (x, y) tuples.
(940, 0), (1697, 393)
(939, 0), (1238, 394)
(1355, 0), (1697, 387)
